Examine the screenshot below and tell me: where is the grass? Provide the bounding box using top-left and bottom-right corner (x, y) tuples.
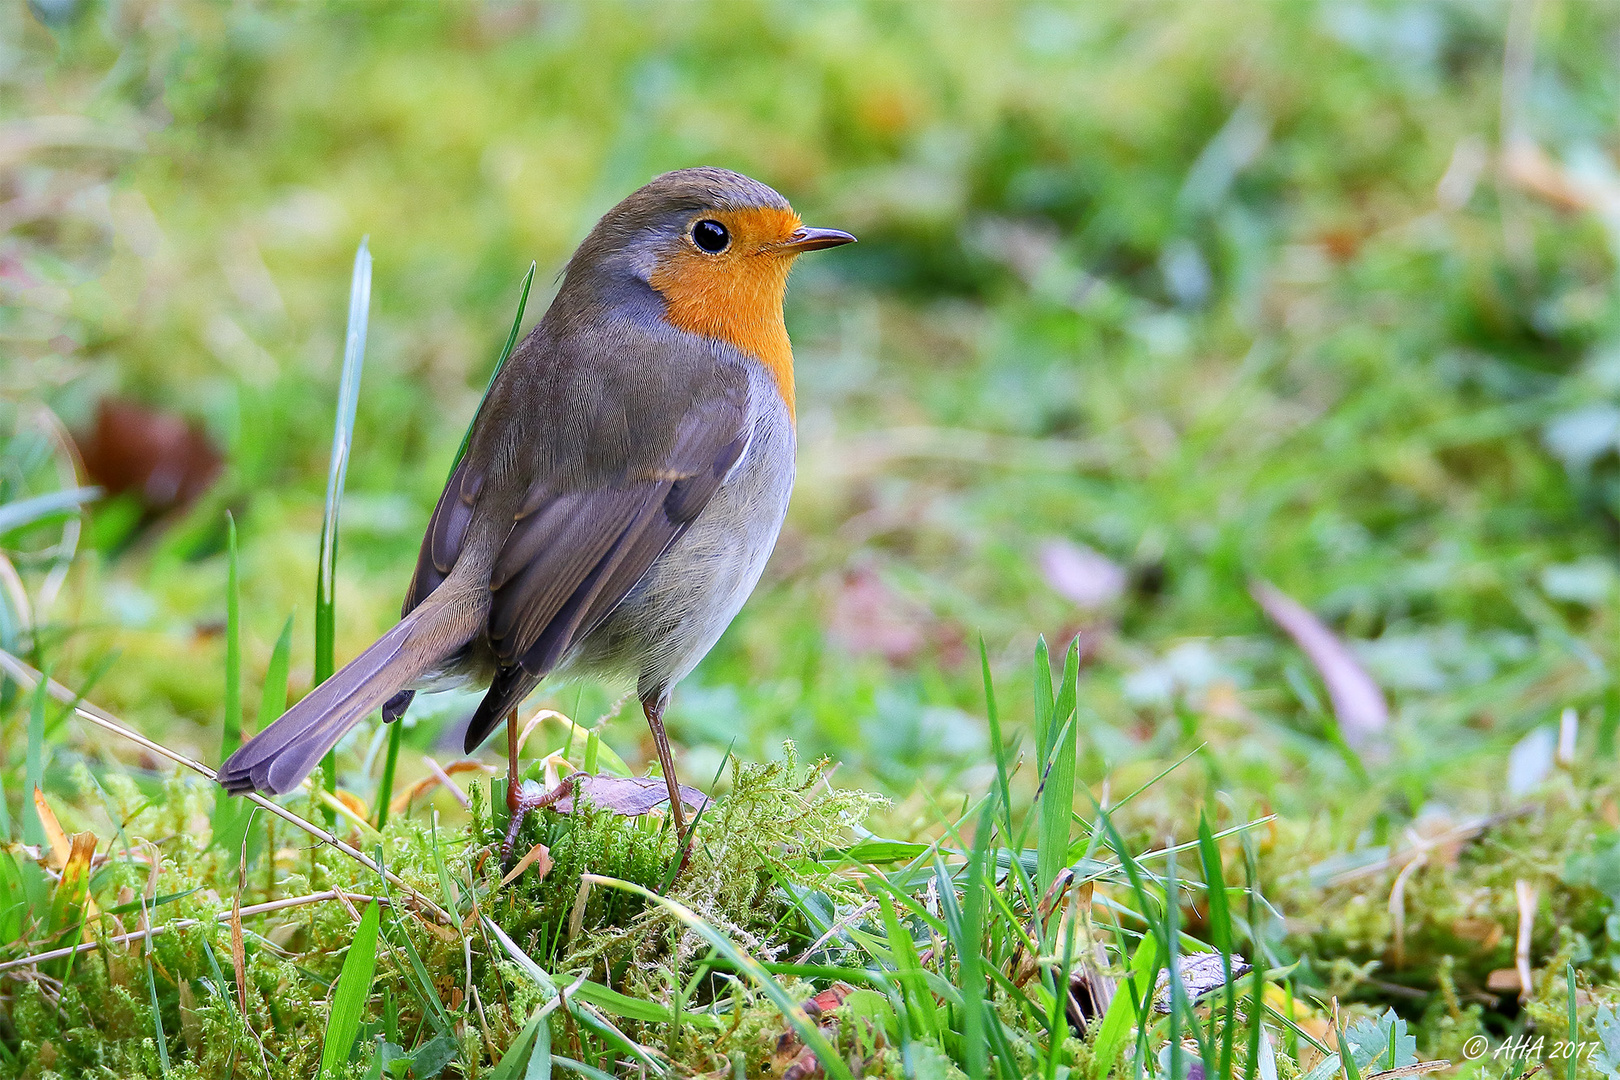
(6, 0), (1620, 1076)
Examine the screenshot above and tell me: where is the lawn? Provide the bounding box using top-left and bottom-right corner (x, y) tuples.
(3, 1), (1620, 1077)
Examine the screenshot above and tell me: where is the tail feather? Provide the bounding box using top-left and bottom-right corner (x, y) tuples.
(219, 588), (480, 796)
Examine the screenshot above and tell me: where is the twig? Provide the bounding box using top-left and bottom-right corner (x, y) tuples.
(388, 759), (497, 816)
(0, 650), (451, 925)
(1514, 878), (1538, 1001)
(0, 890), (389, 974)
(423, 756), (471, 809)
(1365, 1062), (1451, 1080)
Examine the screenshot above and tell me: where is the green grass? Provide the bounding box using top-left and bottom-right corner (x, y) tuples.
(5, 0), (1620, 1076)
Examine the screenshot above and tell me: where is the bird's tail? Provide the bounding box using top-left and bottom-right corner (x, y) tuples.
(218, 583), (483, 796)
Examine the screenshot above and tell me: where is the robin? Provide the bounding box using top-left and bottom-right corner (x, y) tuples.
(219, 168), (854, 847)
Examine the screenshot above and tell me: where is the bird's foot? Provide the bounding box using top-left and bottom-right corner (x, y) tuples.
(500, 774), (575, 865)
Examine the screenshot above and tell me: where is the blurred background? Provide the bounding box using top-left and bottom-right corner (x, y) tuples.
(6, 0), (1620, 841)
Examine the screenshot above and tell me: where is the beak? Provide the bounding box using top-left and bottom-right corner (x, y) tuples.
(779, 226), (857, 253)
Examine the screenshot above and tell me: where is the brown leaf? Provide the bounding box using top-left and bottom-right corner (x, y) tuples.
(1251, 579), (1389, 746)
(33, 788), (71, 870)
(1452, 917), (1504, 950)
(771, 982), (858, 1080)
(53, 832), (97, 925)
(1486, 967), (1523, 993)
(553, 775), (710, 816)
(75, 398), (222, 517)
(497, 843), (552, 890)
(333, 790), (369, 821)
(229, 892), (248, 1015)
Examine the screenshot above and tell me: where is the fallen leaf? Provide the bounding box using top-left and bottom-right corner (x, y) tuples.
(1251, 579), (1389, 747)
(1452, 918), (1504, 950)
(333, 790), (369, 821)
(771, 983), (859, 1080)
(33, 788), (71, 870)
(553, 774), (711, 816)
(75, 398), (222, 517)
(1486, 968), (1522, 993)
(498, 843), (552, 890)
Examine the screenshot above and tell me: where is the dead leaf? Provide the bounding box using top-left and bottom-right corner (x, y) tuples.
(1503, 137), (1607, 214)
(1486, 967), (1522, 993)
(333, 790), (369, 821)
(553, 775), (711, 816)
(1452, 917), (1504, 950)
(497, 843), (552, 890)
(33, 788), (71, 870)
(770, 982), (863, 1080)
(75, 398), (222, 518)
(53, 832), (97, 926)
(229, 893), (247, 1014)
(1251, 579), (1388, 746)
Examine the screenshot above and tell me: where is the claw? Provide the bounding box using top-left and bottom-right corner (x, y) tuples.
(501, 774), (575, 864)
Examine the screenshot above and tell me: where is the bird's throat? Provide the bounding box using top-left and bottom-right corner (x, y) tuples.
(650, 232), (798, 418)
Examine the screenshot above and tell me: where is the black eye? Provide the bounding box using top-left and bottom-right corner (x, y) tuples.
(692, 219), (729, 253)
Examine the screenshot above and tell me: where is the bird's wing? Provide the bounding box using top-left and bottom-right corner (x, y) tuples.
(459, 389), (749, 748)
(396, 337), (752, 750)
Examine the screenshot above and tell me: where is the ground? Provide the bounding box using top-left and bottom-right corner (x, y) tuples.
(2, 2), (1620, 1077)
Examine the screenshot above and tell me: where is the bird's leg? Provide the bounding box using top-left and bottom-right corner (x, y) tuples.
(505, 706), (522, 814)
(501, 773), (574, 863)
(642, 695), (688, 842)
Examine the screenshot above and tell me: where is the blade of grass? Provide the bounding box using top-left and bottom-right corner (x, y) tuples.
(450, 261), (535, 479)
(878, 890), (939, 1041)
(1167, 844), (1182, 1080)
(375, 723), (403, 830)
(1092, 934), (1157, 1080)
(22, 673), (46, 848)
(1567, 962), (1579, 1080)
(222, 511), (242, 760)
(1335, 1008), (1363, 1080)
(584, 874), (851, 1080)
(140, 890), (170, 1071)
(320, 900), (381, 1080)
(933, 801), (994, 1080)
(489, 1004), (548, 1080)
(0, 486), (100, 537)
(1033, 635), (1055, 762)
(1165, 845), (1215, 1077)
(1038, 637), (1081, 900)
(316, 237), (373, 817)
(261, 612), (293, 725)
(980, 638), (1014, 842)
(1243, 829), (1266, 1080)
(1198, 812), (1236, 1080)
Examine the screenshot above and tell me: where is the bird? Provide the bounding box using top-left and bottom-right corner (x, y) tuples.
(218, 167), (854, 847)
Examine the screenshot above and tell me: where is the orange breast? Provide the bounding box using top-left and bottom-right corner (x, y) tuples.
(649, 206), (801, 418)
